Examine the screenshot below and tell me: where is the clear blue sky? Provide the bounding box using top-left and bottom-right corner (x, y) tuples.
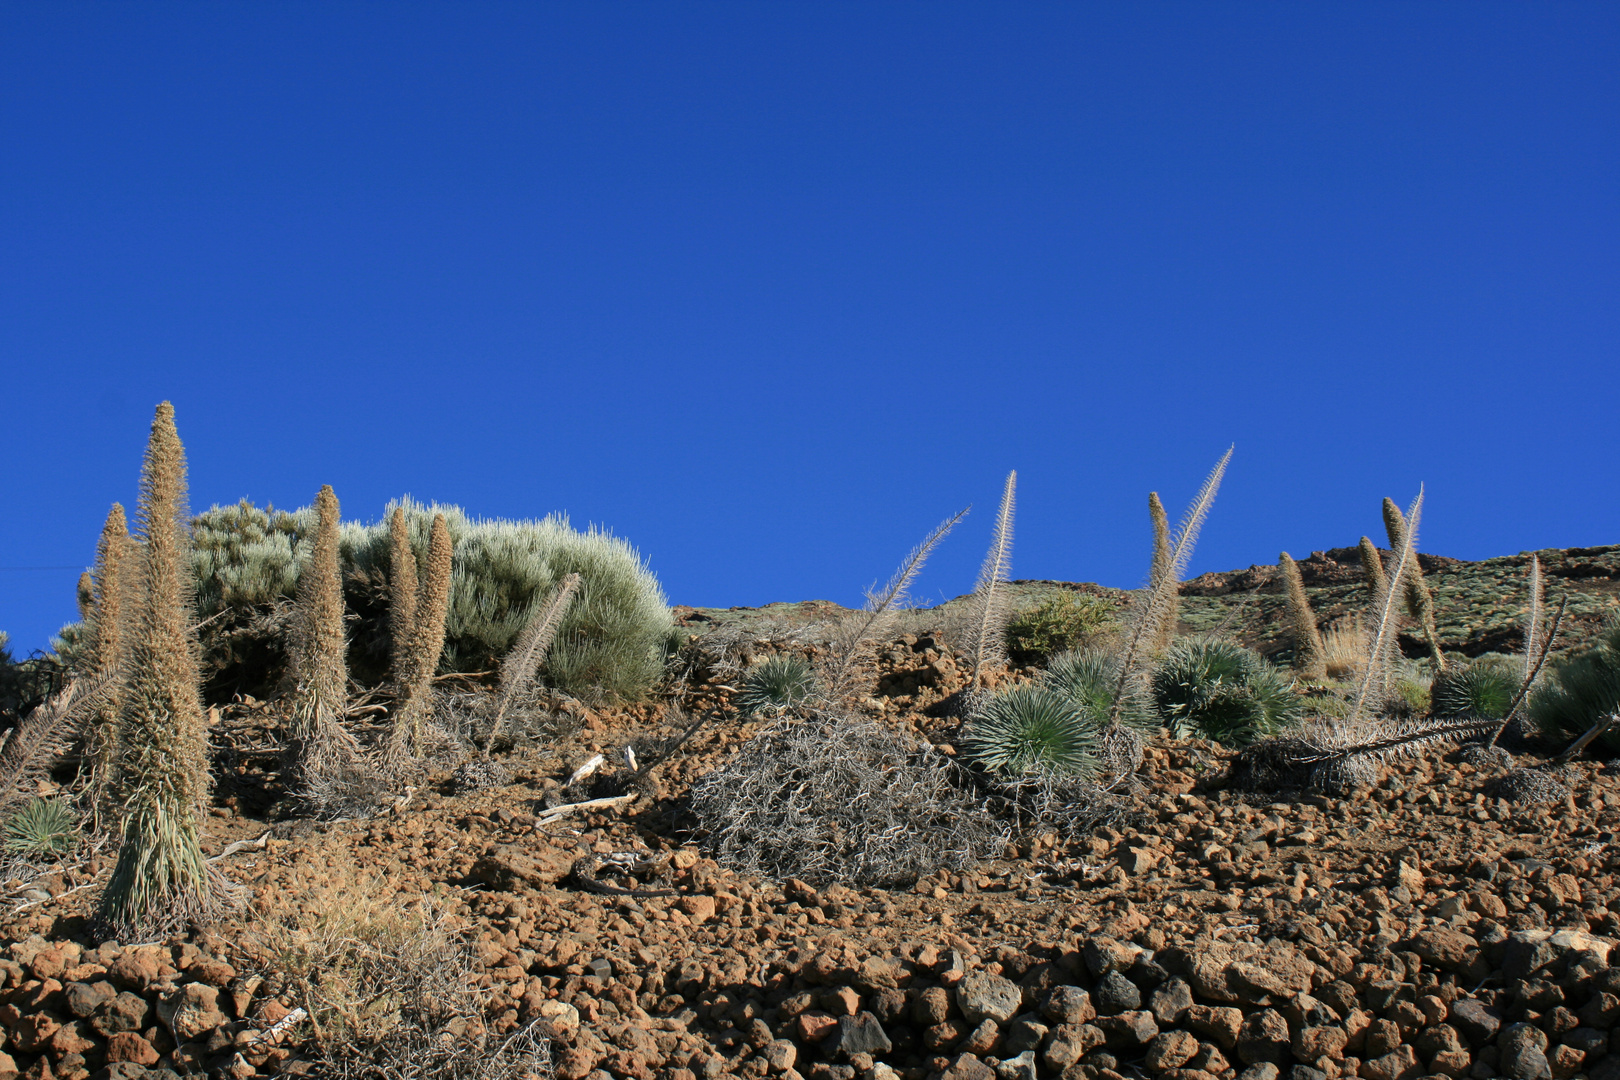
(3, 4), (1617, 656)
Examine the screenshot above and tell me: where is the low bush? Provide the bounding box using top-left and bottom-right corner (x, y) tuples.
(1529, 616), (1620, 752)
(1005, 593), (1115, 664)
(690, 718), (1006, 887)
(1151, 637), (1302, 746)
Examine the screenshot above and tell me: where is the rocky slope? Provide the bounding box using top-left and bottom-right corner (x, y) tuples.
(0, 544), (1615, 1080)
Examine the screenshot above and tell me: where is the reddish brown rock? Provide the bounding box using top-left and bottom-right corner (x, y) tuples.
(106, 1031), (160, 1065)
(1185, 1005), (1244, 1051)
(1360, 1043), (1421, 1080)
(1145, 1029), (1199, 1070)
(1234, 1008), (1289, 1066)
(11, 1010), (63, 1054)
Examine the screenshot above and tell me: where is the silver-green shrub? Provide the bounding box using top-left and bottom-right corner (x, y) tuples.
(346, 501), (670, 702)
(179, 498), (670, 703)
(191, 500), (309, 618)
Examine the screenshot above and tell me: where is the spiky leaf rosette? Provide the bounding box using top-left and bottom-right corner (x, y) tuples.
(5, 798), (78, 857)
(1527, 616), (1620, 752)
(1041, 649), (1155, 731)
(1151, 637), (1302, 747)
(737, 654), (816, 718)
(98, 402), (224, 939)
(1431, 657), (1518, 720)
(963, 683), (1098, 777)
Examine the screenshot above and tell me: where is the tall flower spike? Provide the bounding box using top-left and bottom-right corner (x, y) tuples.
(1110, 446), (1233, 722)
(1148, 492), (1175, 654)
(1383, 497), (1446, 671)
(391, 512), (454, 756)
(97, 403), (229, 939)
(85, 503), (132, 823)
(388, 506), (417, 687)
(825, 507), (969, 700)
(1279, 551), (1326, 681)
(1357, 536), (1388, 600)
(287, 486), (359, 782)
(963, 471), (1016, 694)
(1350, 487), (1424, 726)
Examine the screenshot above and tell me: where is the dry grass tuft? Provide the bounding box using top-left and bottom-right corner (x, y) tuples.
(1320, 618), (1368, 680)
(250, 890), (550, 1079)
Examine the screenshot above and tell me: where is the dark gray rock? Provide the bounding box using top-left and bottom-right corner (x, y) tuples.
(65, 980), (117, 1019)
(1127, 953), (1170, 990)
(1564, 1027), (1608, 1058)
(1038, 985), (1093, 1026)
(1002, 1015), (1048, 1055)
(828, 1012), (892, 1058)
(1094, 1010), (1157, 1048)
(1235, 1008), (1290, 1066)
(1499, 1022), (1552, 1080)
(957, 971), (1023, 1026)
(1093, 970), (1141, 1015)
(1590, 1052), (1620, 1080)
(1450, 997), (1502, 1045)
(1235, 1065), (1280, 1080)
(1147, 975), (1193, 1025)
